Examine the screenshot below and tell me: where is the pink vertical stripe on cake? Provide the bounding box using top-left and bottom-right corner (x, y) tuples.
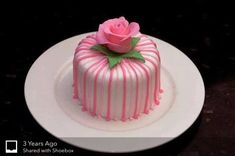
(75, 47), (90, 54)
(73, 54), (102, 100)
(145, 57), (160, 104)
(93, 60), (108, 116)
(156, 49), (163, 93)
(106, 68), (114, 121)
(98, 66), (108, 117)
(136, 62), (150, 114)
(82, 59), (106, 111)
(128, 61), (139, 119)
(136, 42), (155, 47)
(73, 56), (78, 99)
(119, 63), (127, 121)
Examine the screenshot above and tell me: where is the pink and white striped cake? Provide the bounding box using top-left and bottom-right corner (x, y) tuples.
(73, 17), (162, 121)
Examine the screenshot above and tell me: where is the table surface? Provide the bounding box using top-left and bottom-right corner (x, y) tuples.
(1, 2), (235, 155)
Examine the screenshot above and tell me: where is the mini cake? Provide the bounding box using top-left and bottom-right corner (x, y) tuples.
(73, 17), (162, 121)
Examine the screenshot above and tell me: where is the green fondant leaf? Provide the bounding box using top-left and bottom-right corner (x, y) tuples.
(131, 37), (140, 49)
(108, 55), (122, 68)
(90, 44), (110, 55)
(123, 50), (145, 62)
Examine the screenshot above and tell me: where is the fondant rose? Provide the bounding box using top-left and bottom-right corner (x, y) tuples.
(96, 17), (140, 53)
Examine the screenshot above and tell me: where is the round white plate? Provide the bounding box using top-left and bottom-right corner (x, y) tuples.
(24, 32), (205, 153)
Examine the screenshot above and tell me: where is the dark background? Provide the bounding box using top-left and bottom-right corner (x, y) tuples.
(1, 1), (235, 155)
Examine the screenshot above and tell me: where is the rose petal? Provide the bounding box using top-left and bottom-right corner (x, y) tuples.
(104, 27), (129, 44)
(112, 22), (126, 34)
(96, 24), (109, 44)
(104, 27), (129, 38)
(128, 22), (140, 36)
(119, 16), (126, 20)
(119, 16), (129, 27)
(107, 37), (132, 53)
(106, 33), (127, 44)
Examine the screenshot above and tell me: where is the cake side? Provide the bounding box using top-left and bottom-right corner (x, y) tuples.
(73, 33), (161, 121)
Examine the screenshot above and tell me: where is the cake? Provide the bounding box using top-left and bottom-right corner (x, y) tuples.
(73, 17), (162, 121)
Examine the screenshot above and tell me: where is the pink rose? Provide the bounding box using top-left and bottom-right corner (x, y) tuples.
(96, 17), (140, 53)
